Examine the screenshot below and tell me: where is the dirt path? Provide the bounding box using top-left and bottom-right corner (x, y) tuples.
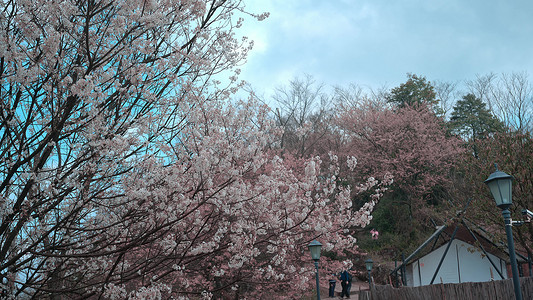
(320, 280), (369, 299)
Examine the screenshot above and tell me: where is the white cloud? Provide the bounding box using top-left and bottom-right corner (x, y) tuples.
(236, 0), (533, 97)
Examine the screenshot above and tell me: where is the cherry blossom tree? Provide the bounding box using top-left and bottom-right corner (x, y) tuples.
(335, 103), (465, 222)
(0, 1), (382, 298)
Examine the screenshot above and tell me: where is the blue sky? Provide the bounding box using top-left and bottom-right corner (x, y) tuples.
(237, 0), (533, 98)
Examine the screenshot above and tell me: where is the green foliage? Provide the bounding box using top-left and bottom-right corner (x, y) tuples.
(449, 93), (505, 157)
(356, 190), (435, 254)
(357, 224), (429, 256)
(370, 193), (410, 234)
(449, 93), (504, 141)
(387, 73), (438, 108)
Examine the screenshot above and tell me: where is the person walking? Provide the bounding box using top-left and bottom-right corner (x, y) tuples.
(346, 269), (353, 296)
(339, 269), (351, 299)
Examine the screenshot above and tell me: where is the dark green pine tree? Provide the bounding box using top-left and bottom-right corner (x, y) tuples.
(450, 93), (504, 139)
(449, 93), (504, 156)
(387, 73), (439, 109)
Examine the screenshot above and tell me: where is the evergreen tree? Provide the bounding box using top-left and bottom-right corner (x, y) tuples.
(450, 93), (504, 141)
(387, 74), (438, 109)
(449, 93), (504, 158)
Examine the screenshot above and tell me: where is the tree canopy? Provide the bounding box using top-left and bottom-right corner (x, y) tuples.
(1, 0), (531, 294)
(1, 1), (382, 298)
(449, 93), (504, 141)
(386, 73), (438, 109)
(336, 103), (464, 227)
(460, 129), (533, 261)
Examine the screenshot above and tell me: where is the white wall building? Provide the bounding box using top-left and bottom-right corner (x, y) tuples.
(404, 238), (508, 287)
(390, 222), (518, 287)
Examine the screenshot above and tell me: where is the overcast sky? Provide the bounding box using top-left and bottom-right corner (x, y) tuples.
(236, 0), (533, 98)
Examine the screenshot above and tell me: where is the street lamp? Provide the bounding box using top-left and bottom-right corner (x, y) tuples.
(485, 164), (522, 300)
(308, 240), (322, 300)
(365, 258), (374, 286)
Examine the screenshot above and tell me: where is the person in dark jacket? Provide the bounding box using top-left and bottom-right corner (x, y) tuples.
(339, 270), (352, 298)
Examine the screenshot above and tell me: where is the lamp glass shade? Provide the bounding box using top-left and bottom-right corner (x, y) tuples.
(308, 240), (322, 261)
(365, 259), (373, 271)
(484, 169), (513, 208)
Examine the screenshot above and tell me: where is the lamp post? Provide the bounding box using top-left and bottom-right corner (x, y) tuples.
(365, 259), (374, 286)
(308, 240), (322, 300)
(485, 164), (522, 300)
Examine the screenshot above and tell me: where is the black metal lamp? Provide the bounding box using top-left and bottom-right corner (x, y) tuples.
(365, 258), (373, 285)
(484, 164), (522, 300)
(308, 240), (322, 300)
(484, 164), (513, 209)
(308, 240), (322, 261)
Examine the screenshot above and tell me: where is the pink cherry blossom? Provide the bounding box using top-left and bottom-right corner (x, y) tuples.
(0, 1), (384, 299)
